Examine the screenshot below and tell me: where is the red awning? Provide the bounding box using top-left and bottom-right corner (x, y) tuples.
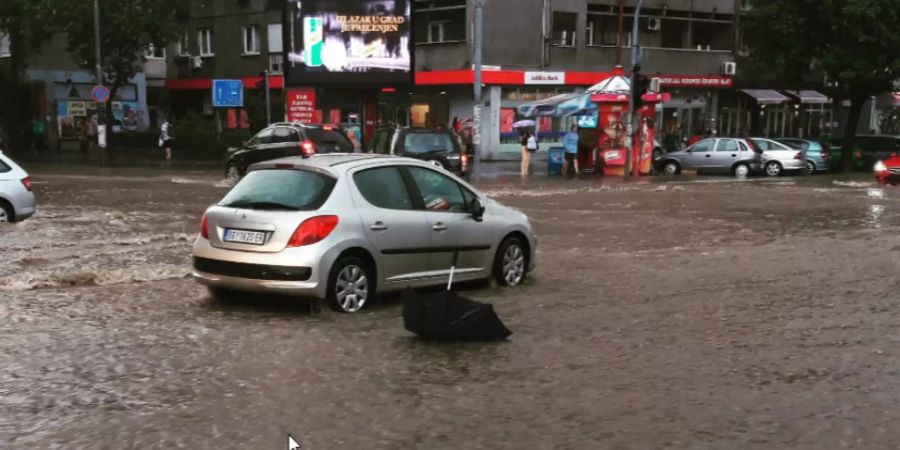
(165, 75), (284, 90)
(414, 70), (611, 86)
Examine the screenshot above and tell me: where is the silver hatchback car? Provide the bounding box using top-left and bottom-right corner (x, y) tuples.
(0, 151), (35, 223)
(658, 137), (764, 177)
(192, 154), (537, 313)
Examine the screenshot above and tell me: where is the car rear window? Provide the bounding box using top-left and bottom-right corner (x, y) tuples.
(0, 158), (10, 173)
(402, 132), (457, 154)
(305, 128), (354, 152)
(220, 169), (335, 211)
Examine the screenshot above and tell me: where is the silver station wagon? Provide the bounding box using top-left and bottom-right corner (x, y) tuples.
(192, 154), (537, 313)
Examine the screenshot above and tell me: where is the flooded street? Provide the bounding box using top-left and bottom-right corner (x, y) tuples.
(3, 167), (900, 449)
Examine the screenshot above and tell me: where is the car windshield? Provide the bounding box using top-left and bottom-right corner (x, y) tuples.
(402, 132), (456, 154)
(220, 169), (335, 211)
(305, 128), (354, 152)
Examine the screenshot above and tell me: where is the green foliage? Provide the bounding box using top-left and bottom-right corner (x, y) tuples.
(744, 0), (900, 95)
(60, 0), (187, 90)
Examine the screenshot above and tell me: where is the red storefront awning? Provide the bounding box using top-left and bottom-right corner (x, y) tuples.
(165, 75), (285, 90)
(414, 70), (611, 86)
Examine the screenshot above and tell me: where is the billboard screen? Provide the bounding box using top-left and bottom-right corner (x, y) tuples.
(286, 0), (412, 85)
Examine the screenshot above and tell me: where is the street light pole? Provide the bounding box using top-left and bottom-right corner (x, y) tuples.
(472, 0), (484, 181)
(93, 0), (102, 84)
(264, 70), (272, 125)
(625, 0), (643, 180)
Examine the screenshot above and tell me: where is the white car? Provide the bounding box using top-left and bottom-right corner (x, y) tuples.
(750, 138), (806, 176)
(0, 151), (35, 222)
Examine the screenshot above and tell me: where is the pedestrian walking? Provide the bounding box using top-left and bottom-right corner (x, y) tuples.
(519, 129), (538, 177)
(31, 115), (46, 154)
(84, 113), (98, 161)
(159, 118), (174, 165)
(562, 124), (580, 176)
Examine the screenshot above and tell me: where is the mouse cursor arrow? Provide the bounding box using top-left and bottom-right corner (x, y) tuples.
(288, 434), (301, 450)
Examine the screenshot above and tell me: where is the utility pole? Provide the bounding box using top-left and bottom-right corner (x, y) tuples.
(472, 0), (484, 181)
(264, 70), (272, 125)
(93, 0), (102, 84)
(625, 0), (643, 179)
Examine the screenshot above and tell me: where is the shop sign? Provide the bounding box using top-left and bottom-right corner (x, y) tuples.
(525, 71), (566, 85)
(655, 76), (733, 88)
(286, 88), (316, 123)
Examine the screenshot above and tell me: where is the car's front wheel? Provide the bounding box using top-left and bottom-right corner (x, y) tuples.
(765, 161), (783, 177)
(327, 256), (374, 313)
(494, 237), (527, 286)
(225, 163), (242, 183)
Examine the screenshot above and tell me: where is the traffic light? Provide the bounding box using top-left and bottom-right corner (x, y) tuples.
(632, 65), (650, 111)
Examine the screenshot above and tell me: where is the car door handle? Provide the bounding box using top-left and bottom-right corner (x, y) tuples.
(705, 154), (712, 158)
(369, 222), (388, 231)
(731, 154), (737, 157)
(432, 222), (448, 231)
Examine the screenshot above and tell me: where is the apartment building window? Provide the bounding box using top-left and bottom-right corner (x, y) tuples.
(413, 1), (465, 44)
(660, 19), (688, 48)
(586, 15), (619, 46)
(0, 34), (10, 58)
(552, 12), (577, 47)
(242, 25), (260, 55)
(176, 31), (190, 56)
(145, 44), (165, 59)
(198, 28), (214, 57)
(691, 21), (731, 50)
(268, 54), (284, 74)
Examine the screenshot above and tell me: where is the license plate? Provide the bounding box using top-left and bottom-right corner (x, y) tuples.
(223, 229), (267, 245)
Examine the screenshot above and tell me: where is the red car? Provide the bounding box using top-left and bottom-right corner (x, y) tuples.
(874, 154), (900, 185)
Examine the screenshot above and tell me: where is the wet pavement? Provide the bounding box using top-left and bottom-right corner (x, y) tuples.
(3, 166), (900, 449)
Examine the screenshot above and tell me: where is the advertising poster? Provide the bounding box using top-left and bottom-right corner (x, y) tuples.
(329, 109), (341, 125)
(539, 116), (552, 133)
(286, 0), (412, 84)
(500, 108), (515, 133)
(285, 88), (317, 123)
(111, 101), (142, 132)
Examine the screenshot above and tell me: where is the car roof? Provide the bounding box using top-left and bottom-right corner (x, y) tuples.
(248, 153), (433, 174)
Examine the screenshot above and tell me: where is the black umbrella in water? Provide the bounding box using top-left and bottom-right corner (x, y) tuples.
(402, 252), (512, 341)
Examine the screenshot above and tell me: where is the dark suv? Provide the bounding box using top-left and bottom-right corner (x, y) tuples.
(370, 126), (468, 176)
(225, 123), (354, 180)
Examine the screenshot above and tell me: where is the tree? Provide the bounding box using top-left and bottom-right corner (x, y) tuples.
(743, 0), (900, 170)
(0, 0), (62, 154)
(61, 0), (186, 164)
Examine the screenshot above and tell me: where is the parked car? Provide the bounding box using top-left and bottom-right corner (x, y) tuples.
(0, 151), (35, 223)
(775, 138), (831, 174)
(656, 137), (763, 177)
(224, 123), (354, 181)
(853, 135), (900, 171)
(370, 126), (469, 177)
(748, 138), (806, 176)
(193, 154), (537, 313)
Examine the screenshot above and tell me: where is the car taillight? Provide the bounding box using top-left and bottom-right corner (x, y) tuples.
(21, 177), (31, 191)
(300, 141), (316, 157)
(200, 213), (209, 239)
(288, 215), (339, 247)
(821, 151), (830, 160)
(461, 153), (469, 166)
(794, 152), (803, 160)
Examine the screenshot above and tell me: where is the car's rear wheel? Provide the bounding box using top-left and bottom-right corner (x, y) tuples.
(765, 161), (783, 177)
(0, 200), (13, 223)
(225, 163), (242, 183)
(327, 256), (374, 313)
(663, 161), (680, 176)
(733, 163), (751, 178)
(494, 237), (527, 286)
(805, 160), (816, 175)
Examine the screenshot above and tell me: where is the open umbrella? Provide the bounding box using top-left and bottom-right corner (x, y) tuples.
(402, 252), (512, 342)
(512, 119), (536, 129)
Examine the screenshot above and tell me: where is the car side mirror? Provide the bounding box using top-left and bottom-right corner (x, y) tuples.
(685, 149), (692, 153)
(471, 198), (485, 222)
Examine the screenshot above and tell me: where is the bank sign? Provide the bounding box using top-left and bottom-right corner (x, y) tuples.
(286, 0), (412, 85)
(525, 72), (566, 85)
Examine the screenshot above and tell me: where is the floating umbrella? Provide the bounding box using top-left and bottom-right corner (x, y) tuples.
(402, 253), (512, 342)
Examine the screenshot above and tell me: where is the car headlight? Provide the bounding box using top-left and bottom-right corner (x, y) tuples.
(874, 161), (887, 172)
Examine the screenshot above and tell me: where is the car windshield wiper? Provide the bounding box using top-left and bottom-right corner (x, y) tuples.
(223, 200), (299, 211)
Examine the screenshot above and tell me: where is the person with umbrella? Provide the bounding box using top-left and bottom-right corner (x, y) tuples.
(514, 119), (537, 177)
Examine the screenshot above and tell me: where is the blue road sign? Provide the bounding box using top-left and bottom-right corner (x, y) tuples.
(212, 79), (244, 108)
(91, 85), (110, 103)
